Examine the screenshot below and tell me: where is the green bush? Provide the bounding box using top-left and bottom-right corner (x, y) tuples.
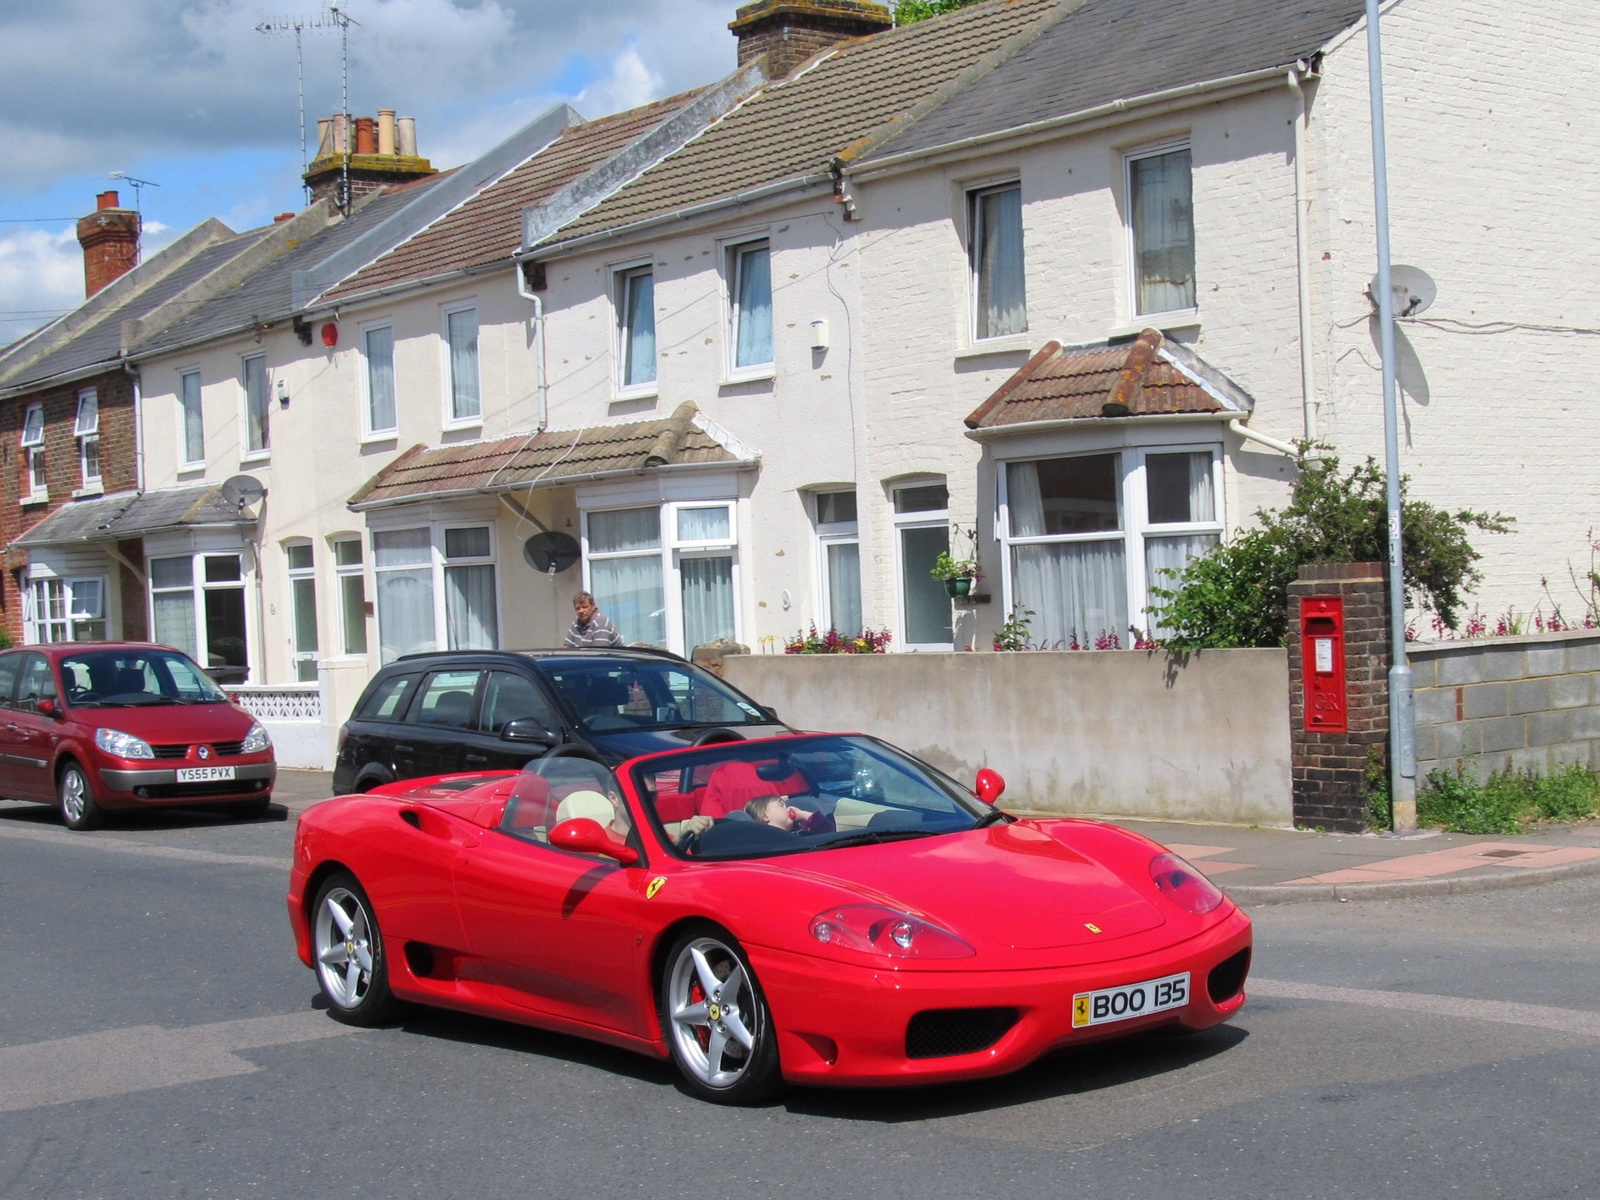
(1417, 763), (1600, 833)
(1529, 762), (1600, 822)
(894, 0), (984, 22)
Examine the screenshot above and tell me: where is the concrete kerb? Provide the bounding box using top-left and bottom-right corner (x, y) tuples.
(1226, 854), (1600, 906)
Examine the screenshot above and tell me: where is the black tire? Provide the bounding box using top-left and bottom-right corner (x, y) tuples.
(311, 871), (400, 1026)
(58, 761), (104, 831)
(659, 925), (782, 1105)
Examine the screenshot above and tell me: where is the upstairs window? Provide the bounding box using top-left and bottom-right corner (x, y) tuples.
(728, 239), (772, 372)
(179, 369), (205, 465)
(969, 183), (1026, 340)
(243, 353), (269, 454)
(445, 304), (481, 423)
(19, 403), (45, 498)
(75, 389), (100, 488)
(616, 265), (657, 391)
(1128, 145), (1196, 315)
(363, 323), (397, 435)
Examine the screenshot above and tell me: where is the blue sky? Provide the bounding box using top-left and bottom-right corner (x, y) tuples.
(0, 0), (740, 341)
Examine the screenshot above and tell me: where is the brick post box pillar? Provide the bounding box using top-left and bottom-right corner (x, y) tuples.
(1287, 562), (1389, 830)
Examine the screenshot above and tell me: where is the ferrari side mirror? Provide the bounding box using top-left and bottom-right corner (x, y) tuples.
(548, 817), (639, 865)
(975, 768), (1006, 806)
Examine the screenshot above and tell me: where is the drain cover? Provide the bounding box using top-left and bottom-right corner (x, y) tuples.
(1479, 849), (1527, 859)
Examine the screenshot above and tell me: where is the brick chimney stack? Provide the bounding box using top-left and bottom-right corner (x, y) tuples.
(303, 108), (436, 208)
(729, 0), (892, 78)
(76, 190), (141, 298)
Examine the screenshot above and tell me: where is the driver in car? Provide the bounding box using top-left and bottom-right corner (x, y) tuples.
(599, 792), (713, 847)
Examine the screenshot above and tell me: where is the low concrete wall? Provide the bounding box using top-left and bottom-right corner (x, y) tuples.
(1410, 630), (1600, 781)
(722, 650), (1293, 826)
(226, 683), (329, 771)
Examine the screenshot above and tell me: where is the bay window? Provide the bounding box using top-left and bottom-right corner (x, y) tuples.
(892, 482), (953, 649)
(1128, 144), (1196, 316)
(373, 524), (499, 664)
(150, 553), (249, 681)
(969, 183), (1026, 340)
(24, 577), (106, 643)
(1000, 447), (1221, 647)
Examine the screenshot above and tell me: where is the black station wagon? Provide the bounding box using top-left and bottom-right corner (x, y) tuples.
(331, 648), (789, 794)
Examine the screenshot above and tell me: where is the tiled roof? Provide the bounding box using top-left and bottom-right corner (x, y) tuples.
(348, 401), (756, 509)
(327, 92), (712, 302)
(866, 0), (1367, 162)
(534, 0), (1064, 251)
(12, 483), (251, 548)
(964, 329), (1254, 430)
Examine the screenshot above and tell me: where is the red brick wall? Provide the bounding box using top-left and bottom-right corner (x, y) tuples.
(0, 369), (139, 643)
(1287, 562), (1390, 831)
(731, 1), (892, 77)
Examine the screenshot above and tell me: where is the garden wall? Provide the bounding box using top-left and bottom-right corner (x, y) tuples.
(722, 650), (1293, 826)
(1410, 630), (1600, 782)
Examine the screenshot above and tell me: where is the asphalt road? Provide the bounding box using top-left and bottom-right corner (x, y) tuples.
(2, 792), (1597, 1200)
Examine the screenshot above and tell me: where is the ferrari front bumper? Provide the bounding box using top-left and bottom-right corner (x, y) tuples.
(752, 906), (1252, 1086)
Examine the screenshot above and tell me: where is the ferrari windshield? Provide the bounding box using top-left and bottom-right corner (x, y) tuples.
(59, 648), (230, 708)
(632, 735), (990, 860)
(537, 657), (770, 733)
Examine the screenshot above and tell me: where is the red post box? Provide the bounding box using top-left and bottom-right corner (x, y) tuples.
(1301, 596), (1347, 733)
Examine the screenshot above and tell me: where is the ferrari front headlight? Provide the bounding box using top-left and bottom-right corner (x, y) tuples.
(809, 904), (974, 959)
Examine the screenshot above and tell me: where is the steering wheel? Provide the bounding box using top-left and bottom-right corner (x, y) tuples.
(688, 726), (747, 748)
(534, 742), (604, 765)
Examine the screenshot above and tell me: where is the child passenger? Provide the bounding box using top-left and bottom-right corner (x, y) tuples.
(743, 794), (832, 835)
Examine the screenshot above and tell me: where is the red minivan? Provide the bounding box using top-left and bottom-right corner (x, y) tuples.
(0, 642), (276, 830)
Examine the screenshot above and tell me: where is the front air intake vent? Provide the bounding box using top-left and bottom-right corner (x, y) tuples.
(905, 1007), (1020, 1059)
(1208, 948), (1252, 1003)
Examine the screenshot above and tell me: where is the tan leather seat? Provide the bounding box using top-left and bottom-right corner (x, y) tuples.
(554, 789), (614, 826)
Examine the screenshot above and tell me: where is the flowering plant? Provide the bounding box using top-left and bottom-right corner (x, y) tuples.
(783, 625), (893, 654)
(929, 551), (980, 583)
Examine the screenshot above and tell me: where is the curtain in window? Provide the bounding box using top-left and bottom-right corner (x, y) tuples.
(445, 563), (498, 650)
(152, 593), (197, 658)
(589, 507), (660, 553)
(975, 187), (1026, 339)
(1146, 451), (1214, 524)
(623, 271), (656, 387)
(826, 542), (862, 634)
(376, 569), (434, 663)
(591, 556), (665, 647)
(447, 308), (480, 420)
(244, 356), (270, 452)
(677, 506), (730, 542)
(1131, 149), (1196, 314)
(180, 371), (204, 462)
(1143, 533), (1219, 637)
(1007, 460), (1046, 536)
(680, 556), (734, 653)
(900, 525), (953, 645)
(734, 244), (773, 368)
(1013, 541), (1128, 648)
(365, 326), (396, 431)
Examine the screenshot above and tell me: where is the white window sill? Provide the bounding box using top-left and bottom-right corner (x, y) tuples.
(21, 491), (49, 506)
(955, 336), (1032, 359)
(241, 452), (271, 465)
(613, 385), (659, 402)
(722, 368), (775, 386)
(442, 418), (482, 434)
(72, 484), (103, 498)
(361, 432), (399, 447)
(177, 463), (206, 477)
(1111, 309), (1200, 338)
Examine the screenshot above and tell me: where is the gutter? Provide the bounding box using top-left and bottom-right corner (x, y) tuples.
(348, 458), (758, 513)
(1287, 62), (1318, 440)
(963, 411), (1236, 442)
(846, 65), (1314, 182)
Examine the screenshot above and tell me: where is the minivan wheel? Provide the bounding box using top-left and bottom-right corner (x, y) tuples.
(59, 762), (104, 831)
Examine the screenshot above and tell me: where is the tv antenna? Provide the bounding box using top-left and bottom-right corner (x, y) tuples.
(106, 172), (159, 262)
(255, 3), (359, 208)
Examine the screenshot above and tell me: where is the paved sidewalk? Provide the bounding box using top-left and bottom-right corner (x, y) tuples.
(276, 770), (1600, 906)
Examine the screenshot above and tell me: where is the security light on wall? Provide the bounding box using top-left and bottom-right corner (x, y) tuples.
(276, 378), (290, 407)
(810, 319), (830, 351)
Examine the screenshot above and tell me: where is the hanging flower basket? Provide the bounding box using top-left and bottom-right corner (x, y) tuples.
(944, 576), (973, 598)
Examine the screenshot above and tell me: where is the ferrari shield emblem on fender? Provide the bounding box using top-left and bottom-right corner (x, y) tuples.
(1084, 922), (1102, 934)
(646, 877), (666, 899)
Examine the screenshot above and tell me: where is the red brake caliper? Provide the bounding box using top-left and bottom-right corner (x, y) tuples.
(688, 979), (710, 1050)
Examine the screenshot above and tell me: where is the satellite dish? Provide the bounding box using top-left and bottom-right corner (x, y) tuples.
(1368, 265), (1437, 318)
(219, 474), (267, 511)
(523, 532), (580, 575)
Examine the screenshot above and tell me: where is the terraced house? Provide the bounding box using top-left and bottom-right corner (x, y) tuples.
(7, 0), (1592, 765)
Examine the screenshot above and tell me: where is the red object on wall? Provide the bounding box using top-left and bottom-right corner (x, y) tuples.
(1301, 596), (1348, 733)
(320, 323), (338, 347)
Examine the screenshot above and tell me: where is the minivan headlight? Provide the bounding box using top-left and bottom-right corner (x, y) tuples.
(240, 722), (272, 754)
(95, 728), (154, 760)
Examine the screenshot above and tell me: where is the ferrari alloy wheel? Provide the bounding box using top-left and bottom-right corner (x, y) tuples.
(661, 927), (781, 1104)
(58, 762), (103, 831)
(312, 872), (399, 1026)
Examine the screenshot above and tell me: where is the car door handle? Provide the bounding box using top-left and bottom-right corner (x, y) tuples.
(393, 744), (414, 754)
(464, 753), (488, 765)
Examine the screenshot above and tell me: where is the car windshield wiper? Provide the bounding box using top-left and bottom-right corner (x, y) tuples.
(814, 828), (944, 851)
(971, 808), (1012, 829)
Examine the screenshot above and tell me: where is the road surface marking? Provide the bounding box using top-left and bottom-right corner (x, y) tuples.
(1251, 977), (1600, 1038)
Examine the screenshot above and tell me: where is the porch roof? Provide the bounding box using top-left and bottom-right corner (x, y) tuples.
(11, 483), (253, 549)
(963, 329), (1256, 433)
(347, 401), (758, 511)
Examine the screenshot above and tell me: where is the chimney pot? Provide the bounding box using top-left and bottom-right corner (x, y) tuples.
(274, 212), (296, 224)
(396, 116), (417, 158)
(97, 190), (120, 211)
(355, 116), (377, 155)
(378, 109), (396, 156)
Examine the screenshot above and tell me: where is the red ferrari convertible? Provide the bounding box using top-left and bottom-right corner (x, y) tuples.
(287, 733), (1251, 1104)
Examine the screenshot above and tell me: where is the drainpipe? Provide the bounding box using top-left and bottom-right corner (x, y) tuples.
(1227, 418), (1302, 459)
(124, 360), (145, 492)
(516, 263), (549, 432)
(1287, 62), (1317, 441)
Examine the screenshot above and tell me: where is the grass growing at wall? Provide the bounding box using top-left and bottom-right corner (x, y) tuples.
(1417, 762), (1600, 834)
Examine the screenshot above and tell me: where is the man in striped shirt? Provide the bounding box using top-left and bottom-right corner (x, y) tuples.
(564, 591), (624, 648)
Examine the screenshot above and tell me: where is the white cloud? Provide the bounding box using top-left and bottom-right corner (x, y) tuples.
(576, 45), (665, 121)
(0, 227), (84, 344)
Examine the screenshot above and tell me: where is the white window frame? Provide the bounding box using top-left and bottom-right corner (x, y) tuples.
(723, 235), (774, 381)
(441, 301), (482, 429)
(967, 181), (1028, 344)
(19, 402), (46, 501)
(370, 521), (501, 664)
(23, 575), (108, 644)
(997, 442), (1223, 644)
(147, 550), (251, 678)
(1124, 139), (1198, 322)
(332, 535), (368, 657)
(812, 490), (862, 636)
(241, 352), (270, 460)
(360, 320), (398, 439)
(285, 540), (319, 682)
(612, 261), (658, 398)
(178, 367), (205, 468)
(890, 479), (954, 652)
(74, 388), (101, 492)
